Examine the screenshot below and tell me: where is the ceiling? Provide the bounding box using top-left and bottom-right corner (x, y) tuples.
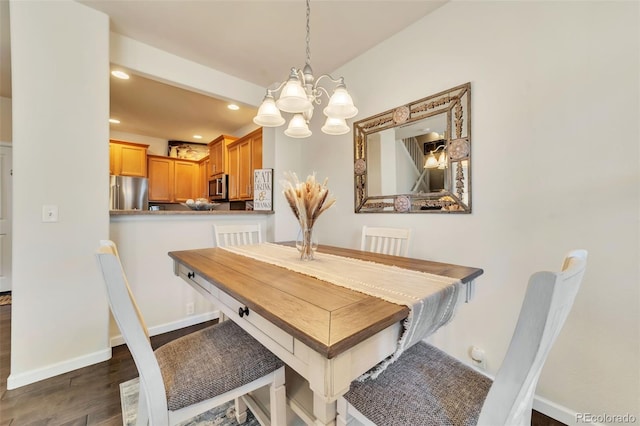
(1, 0), (447, 143)
(109, 71), (259, 143)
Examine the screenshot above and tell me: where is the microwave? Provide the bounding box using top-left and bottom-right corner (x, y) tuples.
(209, 174), (229, 201)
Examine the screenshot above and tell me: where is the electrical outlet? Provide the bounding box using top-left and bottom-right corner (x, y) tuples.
(186, 302), (195, 315)
(470, 346), (486, 370)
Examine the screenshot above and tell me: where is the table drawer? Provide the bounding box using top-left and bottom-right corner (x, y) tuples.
(219, 291), (294, 353)
(177, 264), (219, 298)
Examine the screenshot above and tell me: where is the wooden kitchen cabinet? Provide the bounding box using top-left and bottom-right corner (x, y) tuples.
(174, 160), (199, 202)
(208, 135), (237, 177)
(147, 155), (199, 202)
(109, 140), (148, 177)
(227, 128), (262, 201)
(197, 156), (210, 199)
(148, 156), (173, 202)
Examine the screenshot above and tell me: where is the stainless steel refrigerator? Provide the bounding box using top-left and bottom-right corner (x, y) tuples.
(109, 175), (149, 210)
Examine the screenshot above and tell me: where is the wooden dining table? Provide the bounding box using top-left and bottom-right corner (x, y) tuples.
(169, 243), (483, 426)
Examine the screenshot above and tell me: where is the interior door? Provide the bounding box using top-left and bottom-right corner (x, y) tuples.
(0, 144), (12, 292)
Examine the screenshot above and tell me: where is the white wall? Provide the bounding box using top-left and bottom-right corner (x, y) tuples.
(109, 214), (272, 343)
(299, 1), (639, 423)
(8, 0), (110, 388)
(270, 126), (304, 242)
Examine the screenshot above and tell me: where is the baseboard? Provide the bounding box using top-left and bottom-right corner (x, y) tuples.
(533, 396), (604, 426)
(6, 347), (112, 390)
(109, 310), (220, 347)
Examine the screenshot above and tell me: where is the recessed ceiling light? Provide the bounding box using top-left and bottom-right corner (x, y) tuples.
(109, 118), (120, 124)
(193, 135), (203, 139)
(227, 104), (240, 111)
(111, 70), (130, 80)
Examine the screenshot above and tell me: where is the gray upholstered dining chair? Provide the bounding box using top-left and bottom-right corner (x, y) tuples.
(360, 225), (412, 257)
(96, 240), (285, 426)
(337, 249), (588, 426)
(214, 223), (263, 247)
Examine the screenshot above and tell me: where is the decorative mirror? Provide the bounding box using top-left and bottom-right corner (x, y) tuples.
(354, 83), (471, 213)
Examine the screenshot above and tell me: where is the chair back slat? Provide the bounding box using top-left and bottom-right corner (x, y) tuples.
(477, 250), (587, 426)
(99, 240), (150, 341)
(96, 241), (169, 425)
(214, 224), (262, 247)
(361, 226), (411, 257)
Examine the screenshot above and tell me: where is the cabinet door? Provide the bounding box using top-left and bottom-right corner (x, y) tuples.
(199, 158), (210, 199)
(110, 141), (148, 177)
(227, 144), (240, 200)
(208, 135), (236, 177)
(209, 140), (219, 176)
(226, 129), (263, 201)
(148, 157), (173, 202)
(238, 138), (253, 199)
(174, 161), (198, 202)
(252, 132), (263, 172)
(119, 145), (147, 177)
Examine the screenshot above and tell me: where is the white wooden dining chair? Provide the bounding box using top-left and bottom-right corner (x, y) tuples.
(214, 223), (263, 247)
(96, 240), (285, 426)
(360, 225), (411, 257)
(337, 249), (588, 426)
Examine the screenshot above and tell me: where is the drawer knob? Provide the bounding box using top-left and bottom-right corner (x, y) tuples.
(187, 272), (195, 279)
(238, 306), (249, 318)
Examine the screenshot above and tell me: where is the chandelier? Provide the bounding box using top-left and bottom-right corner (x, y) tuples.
(252, 0), (358, 138)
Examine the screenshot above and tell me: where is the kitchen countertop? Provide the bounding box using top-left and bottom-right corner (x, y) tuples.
(110, 209), (274, 216)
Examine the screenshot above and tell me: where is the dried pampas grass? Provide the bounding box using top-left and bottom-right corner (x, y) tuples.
(281, 171), (336, 230)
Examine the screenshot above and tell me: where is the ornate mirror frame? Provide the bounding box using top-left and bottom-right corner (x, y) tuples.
(354, 83), (472, 213)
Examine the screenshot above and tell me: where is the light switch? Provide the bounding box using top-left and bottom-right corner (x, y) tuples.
(42, 205), (59, 222)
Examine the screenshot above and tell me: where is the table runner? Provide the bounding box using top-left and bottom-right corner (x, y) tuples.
(220, 243), (462, 380)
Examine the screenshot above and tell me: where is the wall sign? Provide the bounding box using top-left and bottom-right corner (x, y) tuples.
(253, 168), (273, 211)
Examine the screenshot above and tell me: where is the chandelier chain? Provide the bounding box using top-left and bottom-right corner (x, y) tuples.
(305, 0), (311, 66)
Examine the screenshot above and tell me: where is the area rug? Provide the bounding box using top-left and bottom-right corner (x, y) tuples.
(120, 377), (260, 426)
(0, 293), (11, 306)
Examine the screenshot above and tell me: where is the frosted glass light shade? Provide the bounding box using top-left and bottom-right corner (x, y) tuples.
(321, 117), (349, 135)
(276, 78), (312, 113)
(424, 153), (438, 169)
(323, 86), (358, 119)
(253, 95), (285, 127)
(437, 152), (447, 169)
(284, 114), (312, 138)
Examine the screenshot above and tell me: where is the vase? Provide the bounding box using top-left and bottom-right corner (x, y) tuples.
(296, 226), (318, 261)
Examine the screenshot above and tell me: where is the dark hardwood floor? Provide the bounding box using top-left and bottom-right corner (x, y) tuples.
(0, 304), (216, 425)
(0, 304), (565, 425)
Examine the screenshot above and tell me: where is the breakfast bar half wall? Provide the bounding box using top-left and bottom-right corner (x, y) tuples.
(108, 210), (273, 345)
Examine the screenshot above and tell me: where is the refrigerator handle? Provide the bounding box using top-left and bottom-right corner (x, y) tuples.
(110, 184), (120, 210)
